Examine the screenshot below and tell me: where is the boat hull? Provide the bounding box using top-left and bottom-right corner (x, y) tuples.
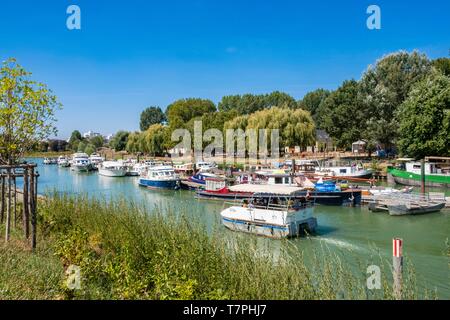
(138, 178), (180, 190)
(388, 202), (445, 216)
(220, 206), (317, 239)
(71, 165), (91, 172)
(98, 168), (127, 177)
(387, 168), (450, 188)
(222, 216), (317, 239)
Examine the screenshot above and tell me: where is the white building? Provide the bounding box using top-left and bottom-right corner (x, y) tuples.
(83, 130), (102, 139)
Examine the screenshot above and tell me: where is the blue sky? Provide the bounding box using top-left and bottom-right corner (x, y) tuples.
(1, 0), (449, 139)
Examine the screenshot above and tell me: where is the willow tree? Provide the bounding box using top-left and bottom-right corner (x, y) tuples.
(224, 107), (315, 153)
(0, 58), (62, 164)
(144, 124), (167, 156)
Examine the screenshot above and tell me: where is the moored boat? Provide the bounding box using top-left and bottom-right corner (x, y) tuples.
(71, 153), (92, 172)
(98, 161), (127, 177)
(387, 157), (450, 188)
(220, 185), (317, 239)
(57, 156), (70, 167)
(138, 166), (180, 190)
(89, 153), (104, 170)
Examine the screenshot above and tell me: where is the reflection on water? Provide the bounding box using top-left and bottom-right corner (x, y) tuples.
(26, 158), (450, 298)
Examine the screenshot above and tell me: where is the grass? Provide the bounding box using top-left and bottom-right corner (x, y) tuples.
(0, 193), (439, 300)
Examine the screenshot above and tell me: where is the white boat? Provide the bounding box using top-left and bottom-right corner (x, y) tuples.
(43, 157), (57, 165)
(138, 165), (180, 190)
(196, 161), (217, 172)
(89, 153), (104, 169)
(98, 161), (127, 177)
(57, 156), (70, 167)
(71, 153), (92, 172)
(220, 185), (317, 239)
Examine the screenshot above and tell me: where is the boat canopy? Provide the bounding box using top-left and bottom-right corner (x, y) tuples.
(229, 184), (304, 195)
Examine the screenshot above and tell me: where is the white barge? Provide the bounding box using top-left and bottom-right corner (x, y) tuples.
(220, 185), (317, 239)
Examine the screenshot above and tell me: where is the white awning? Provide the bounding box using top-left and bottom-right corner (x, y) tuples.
(229, 184), (304, 195)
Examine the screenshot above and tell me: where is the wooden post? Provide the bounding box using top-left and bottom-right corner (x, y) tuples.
(420, 159), (425, 195)
(13, 172), (17, 228)
(0, 174), (4, 223)
(392, 238), (403, 300)
(30, 167), (36, 250)
(5, 168), (12, 242)
(23, 167), (30, 239)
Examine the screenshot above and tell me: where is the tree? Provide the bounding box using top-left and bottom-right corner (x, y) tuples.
(433, 57), (450, 77)
(144, 124), (167, 156)
(89, 135), (104, 149)
(140, 106), (166, 131)
(166, 98), (216, 128)
(109, 131), (129, 151)
(224, 107), (315, 151)
(397, 71), (450, 159)
(218, 91), (297, 114)
(0, 58), (62, 164)
(126, 132), (141, 154)
(84, 144), (96, 156)
(77, 141), (87, 153)
(297, 89), (330, 127)
(320, 80), (366, 149)
(69, 130), (83, 151)
(359, 51), (432, 148)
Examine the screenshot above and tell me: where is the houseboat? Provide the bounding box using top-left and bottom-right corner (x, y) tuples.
(57, 156), (70, 167)
(70, 153), (92, 172)
(387, 157), (450, 188)
(138, 166), (181, 190)
(89, 153), (104, 170)
(98, 161), (127, 177)
(220, 185), (317, 239)
(195, 177), (252, 200)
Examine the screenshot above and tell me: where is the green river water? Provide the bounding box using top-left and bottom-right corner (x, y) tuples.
(29, 158), (450, 298)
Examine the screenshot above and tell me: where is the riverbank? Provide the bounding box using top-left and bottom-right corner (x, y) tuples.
(0, 193), (439, 300)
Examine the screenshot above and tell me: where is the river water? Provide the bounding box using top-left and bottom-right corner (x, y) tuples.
(29, 158), (450, 298)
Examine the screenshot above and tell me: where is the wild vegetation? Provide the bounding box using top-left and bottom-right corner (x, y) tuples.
(0, 194), (438, 300)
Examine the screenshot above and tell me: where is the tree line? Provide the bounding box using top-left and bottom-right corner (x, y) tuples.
(68, 51), (450, 159)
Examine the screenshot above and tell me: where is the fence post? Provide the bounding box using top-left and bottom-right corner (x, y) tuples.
(393, 237), (403, 300)
(23, 167), (30, 239)
(5, 168), (12, 242)
(0, 174), (4, 223)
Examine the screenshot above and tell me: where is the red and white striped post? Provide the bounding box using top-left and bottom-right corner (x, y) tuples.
(392, 238), (403, 300)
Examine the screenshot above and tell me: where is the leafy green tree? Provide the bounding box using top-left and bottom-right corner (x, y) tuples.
(126, 132), (141, 154)
(0, 58), (62, 164)
(218, 91), (296, 114)
(433, 57), (450, 77)
(297, 89), (330, 127)
(140, 106), (166, 131)
(144, 124), (167, 156)
(69, 130), (83, 151)
(320, 80), (366, 149)
(109, 131), (130, 151)
(224, 107), (315, 151)
(397, 71), (450, 158)
(84, 144), (96, 156)
(166, 98), (216, 128)
(359, 51), (432, 148)
(77, 141), (87, 153)
(89, 135), (104, 149)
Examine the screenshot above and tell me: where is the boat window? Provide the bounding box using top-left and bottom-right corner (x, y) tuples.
(340, 169), (347, 173)
(413, 165), (421, 169)
(275, 177), (283, 184)
(284, 177), (290, 184)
